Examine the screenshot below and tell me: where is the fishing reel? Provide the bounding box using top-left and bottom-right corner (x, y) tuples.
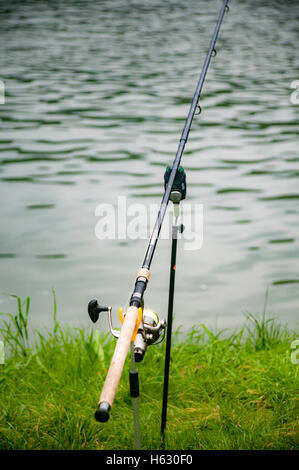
(88, 300), (166, 362)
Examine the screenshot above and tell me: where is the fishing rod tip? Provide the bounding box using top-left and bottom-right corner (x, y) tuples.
(95, 402), (110, 422)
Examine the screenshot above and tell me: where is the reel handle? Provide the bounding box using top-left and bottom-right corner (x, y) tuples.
(88, 299), (109, 323)
(95, 305), (139, 422)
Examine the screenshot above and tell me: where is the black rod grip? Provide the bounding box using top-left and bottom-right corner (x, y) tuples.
(95, 402), (111, 422)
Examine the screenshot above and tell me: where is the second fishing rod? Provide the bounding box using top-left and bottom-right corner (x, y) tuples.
(88, 0), (230, 438)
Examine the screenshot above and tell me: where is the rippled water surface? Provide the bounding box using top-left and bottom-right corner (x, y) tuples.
(0, 0), (298, 330)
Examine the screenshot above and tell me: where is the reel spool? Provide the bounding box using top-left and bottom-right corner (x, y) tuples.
(134, 308), (166, 362)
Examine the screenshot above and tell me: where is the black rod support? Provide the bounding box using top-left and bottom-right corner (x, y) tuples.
(161, 223), (179, 437)
(129, 370), (140, 398)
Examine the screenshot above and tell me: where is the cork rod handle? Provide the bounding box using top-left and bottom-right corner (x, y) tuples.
(94, 305), (139, 422)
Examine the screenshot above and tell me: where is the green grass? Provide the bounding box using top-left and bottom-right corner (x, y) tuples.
(0, 294), (298, 450)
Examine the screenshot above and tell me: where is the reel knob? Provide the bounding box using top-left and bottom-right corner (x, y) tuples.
(88, 299), (109, 323)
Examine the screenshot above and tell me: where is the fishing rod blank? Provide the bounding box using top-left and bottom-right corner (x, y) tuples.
(93, 0), (230, 424)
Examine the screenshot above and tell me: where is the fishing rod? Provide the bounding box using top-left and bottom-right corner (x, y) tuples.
(88, 0), (229, 446)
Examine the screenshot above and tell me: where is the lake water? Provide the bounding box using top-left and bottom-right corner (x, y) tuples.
(0, 0), (298, 333)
